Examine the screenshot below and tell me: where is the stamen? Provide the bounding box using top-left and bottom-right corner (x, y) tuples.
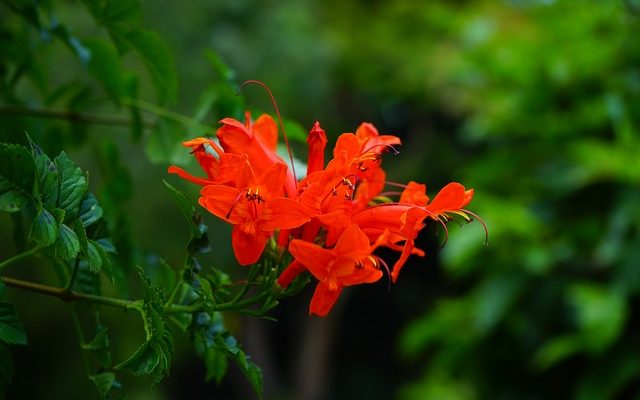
(461, 209), (489, 246)
(239, 80), (298, 183)
(362, 143), (400, 155)
(226, 190), (246, 219)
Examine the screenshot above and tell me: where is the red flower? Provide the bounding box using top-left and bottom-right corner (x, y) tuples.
(199, 159), (310, 265)
(283, 224), (384, 316)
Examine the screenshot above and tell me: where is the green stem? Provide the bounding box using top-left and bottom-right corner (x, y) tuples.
(1, 276), (142, 311)
(123, 98), (216, 134)
(0, 246), (41, 272)
(0, 104), (155, 128)
(64, 258), (81, 292)
(2, 275), (272, 315)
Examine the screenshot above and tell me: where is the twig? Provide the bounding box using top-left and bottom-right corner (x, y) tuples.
(0, 104), (156, 128)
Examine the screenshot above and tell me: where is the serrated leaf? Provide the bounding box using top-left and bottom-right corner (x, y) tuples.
(82, 318), (111, 368)
(0, 303), (27, 345)
(74, 219), (89, 251)
(28, 207), (59, 246)
(215, 334), (263, 397)
(89, 240), (113, 282)
(78, 193), (103, 227)
(115, 341), (159, 375)
(55, 152), (88, 219)
(83, 38), (127, 102)
(203, 346), (228, 384)
(55, 223), (81, 261)
(0, 179), (30, 213)
(26, 134), (59, 208)
(88, 372), (117, 400)
(72, 261), (101, 295)
(125, 30), (177, 104)
(0, 143), (35, 212)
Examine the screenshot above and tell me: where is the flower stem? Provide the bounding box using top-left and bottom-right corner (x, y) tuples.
(0, 246), (42, 272)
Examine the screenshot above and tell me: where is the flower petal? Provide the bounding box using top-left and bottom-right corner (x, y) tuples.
(288, 239), (334, 281)
(232, 223), (268, 265)
(260, 198), (311, 230)
(309, 280), (343, 317)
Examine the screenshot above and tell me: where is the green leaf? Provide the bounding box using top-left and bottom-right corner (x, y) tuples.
(163, 180), (210, 255)
(115, 341), (159, 375)
(0, 180), (30, 213)
(100, 0), (141, 27)
(89, 240), (113, 282)
(26, 135), (59, 208)
(78, 0), (103, 19)
(215, 334), (263, 397)
(78, 193), (103, 227)
(0, 143), (35, 212)
(82, 317), (111, 369)
(83, 38), (127, 102)
(124, 30), (177, 104)
(0, 303), (27, 345)
(0, 281), (4, 299)
(0, 342), (14, 398)
(28, 207), (59, 246)
(74, 219), (89, 251)
(203, 346), (228, 384)
(116, 272), (171, 382)
(55, 152), (88, 219)
(88, 372), (117, 400)
(72, 261), (101, 295)
(55, 223), (81, 261)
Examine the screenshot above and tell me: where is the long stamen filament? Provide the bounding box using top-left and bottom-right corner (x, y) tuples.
(239, 80), (298, 183)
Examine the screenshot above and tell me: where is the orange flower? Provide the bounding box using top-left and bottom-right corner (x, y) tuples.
(283, 224), (384, 316)
(199, 159), (311, 265)
(217, 112), (297, 198)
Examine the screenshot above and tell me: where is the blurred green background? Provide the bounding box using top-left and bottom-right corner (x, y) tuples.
(2, 0), (640, 399)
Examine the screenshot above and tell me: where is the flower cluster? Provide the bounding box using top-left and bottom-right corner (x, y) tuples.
(169, 113), (480, 316)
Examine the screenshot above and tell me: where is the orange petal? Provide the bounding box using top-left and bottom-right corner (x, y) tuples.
(232, 224), (268, 265)
(253, 114), (278, 151)
(427, 182), (471, 213)
(307, 121), (328, 175)
(168, 166), (213, 186)
(199, 185), (242, 223)
(260, 198), (311, 231)
(400, 181), (429, 206)
(289, 239), (334, 281)
(309, 280), (343, 317)
(277, 260), (306, 288)
(334, 224), (371, 256)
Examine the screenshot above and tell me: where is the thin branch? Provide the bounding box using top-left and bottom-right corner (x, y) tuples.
(1, 276), (142, 311)
(123, 97), (216, 134)
(0, 104), (156, 128)
(0, 246), (42, 272)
